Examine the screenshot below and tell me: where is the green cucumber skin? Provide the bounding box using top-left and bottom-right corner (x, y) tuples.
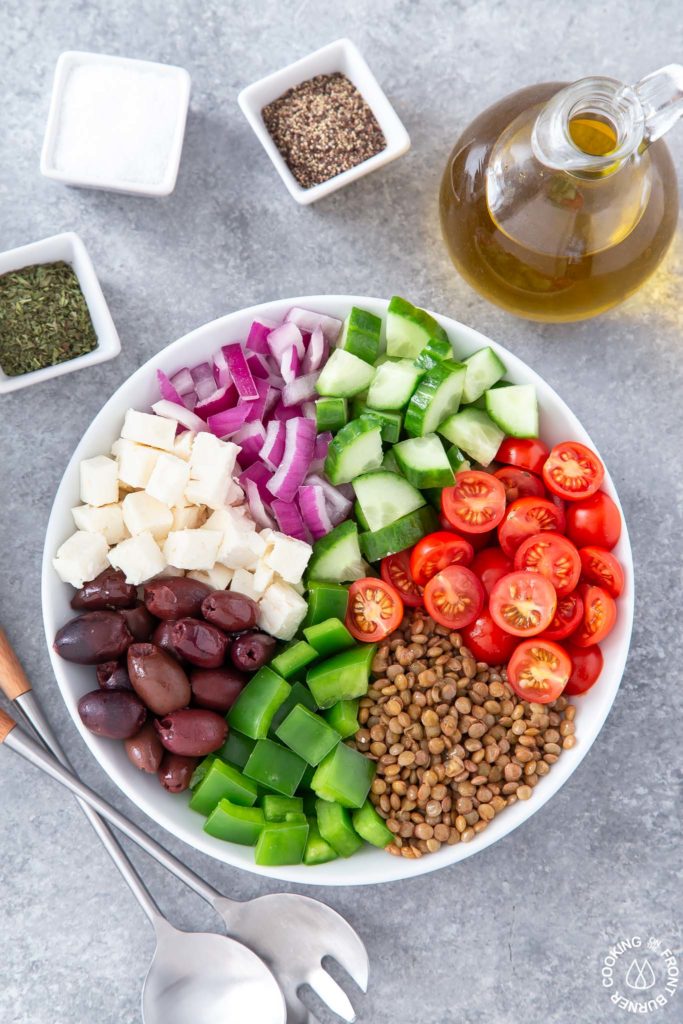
(324, 415), (383, 485)
(485, 384), (539, 438)
(359, 506), (439, 562)
(393, 434), (455, 489)
(404, 360), (466, 437)
(414, 336), (453, 371)
(352, 470), (425, 532)
(385, 296), (449, 360)
(315, 397), (348, 433)
(461, 347), (507, 404)
(339, 307), (382, 365)
(353, 406), (402, 443)
(307, 520), (364, 583)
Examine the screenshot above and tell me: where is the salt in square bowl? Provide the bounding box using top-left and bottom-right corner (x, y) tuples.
(238, 38), (411, 204)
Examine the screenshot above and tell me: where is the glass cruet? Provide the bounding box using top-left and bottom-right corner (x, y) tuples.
(439, 65), (683, 322)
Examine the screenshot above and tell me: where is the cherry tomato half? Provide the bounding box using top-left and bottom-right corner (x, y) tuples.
(572, 583), (617, 647)
(381, 551), (423, 608)
(441, 471), (507, 534)
(542, 441), (605, 501)
(461, 611), (519, 664)
(409, 531), (474, 586)
(578, 546), (625, 598)
(540, 591), (584, 641)
(493, 466), (545, 504)
(423, 565), (484, 630)
(346, 578), (404, 643)
(497, 496), (566, 557)
(507, 639), (573, 704)
(471, 547), (513, 597)
(566, 491), (621, 550)
(513, 531), (581, 596)
(496, 438), (550, 475)
(563, 642), (604, 695)
(489, 570), (557, 637)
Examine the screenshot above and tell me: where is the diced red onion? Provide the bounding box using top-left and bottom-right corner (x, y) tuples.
(298, 484), (334, 540)
(232, 421), (265, 466)
(272, 400), (303, 422)
(152, 399), (208, 433)
(213, 348), (231, 388)
(190, 362), (216, 401)
(184, 392), (198, 411)
(207, 405), (250, 438)
(267, 322), (305, 363)
(157, 370), (186, 406)
(247, 319), (277, 355)
(314, 432), (332, 461)
(280, 345), (300, 385)
(194, 384), (237, 420)
(302, 325), (328, 374)
(285, 307), (342, 344)
(239, 462), (272, 500)
(304, 472), (353, 525)
(169, 367), (195, 396)
(267, 417), (316, 503)
(283, 372), (319, 407)
(246, 353), (270, 380)
(225, 344), (259, 400)
(245, 479), (275, 529)
(302, 401), (317, 420)
(260, 420), (287, 470)
(272, 499), (308, 541)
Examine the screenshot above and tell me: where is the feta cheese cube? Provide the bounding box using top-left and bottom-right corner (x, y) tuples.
(173, 430), (196, 461)
(216, 528), (267, 570)
(146, 453), (190, 507)
(188, 564), (234, 589)
(108, 532), (166, 585)
(156, 565), (186, 578)
(171, 505), (206, 531)
(162, 529), (222, 570)
(79, 455), (119, 508)
(203, 507), (254, 534)
(71, 504), (128, 545)
(112, 439), (161, 489)
(53, 531), (109, 589)
(252, 560), (275, 595)
(264, 531), (312, 585)
(122, 492), (173, 541)
(225, 479), (245, 506)
(121, 409), (177, 451)
(185, 475), (233, 511)
(257, 580), (308, 641)
(189, 432), (239, 480)
(230, 569), (258, 601)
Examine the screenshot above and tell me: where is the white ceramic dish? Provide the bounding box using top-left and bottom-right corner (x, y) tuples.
(0, 232), (120, 395)
(42, 296), (634, 885)
(238, 39), (410, 204)
(41, 51), (191, 197)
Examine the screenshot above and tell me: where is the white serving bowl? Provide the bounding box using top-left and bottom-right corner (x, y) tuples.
(42, 296), (634, 886)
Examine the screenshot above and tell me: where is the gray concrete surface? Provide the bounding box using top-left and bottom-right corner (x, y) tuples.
(1, 1), (682, 1022)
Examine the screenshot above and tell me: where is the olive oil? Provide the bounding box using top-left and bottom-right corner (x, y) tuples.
(439, 82), (679, 322)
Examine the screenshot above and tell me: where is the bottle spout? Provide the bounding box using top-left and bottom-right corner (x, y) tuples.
(633, 64), (683, 145)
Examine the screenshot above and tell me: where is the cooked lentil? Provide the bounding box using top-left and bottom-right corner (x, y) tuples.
(350, 608), (577, 859)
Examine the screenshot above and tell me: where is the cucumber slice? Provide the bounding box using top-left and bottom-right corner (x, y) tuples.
(381, 448), (400, 474)
(366, 359), (423, 411)
(404, 360), (466, 437)
(352, 470), (425, 532)
(438, 407), (504, 466)
(386, 296), (449, 359)
(414, 336), (453, 371)
(461, 347), (507, 404)
(315, 397), (348, 433)
(307, 521), (364, 583)
(353, 500), (370, 531)
(349, 393), (368, 419)
(472, 379), (513, 410)
(324, 416), (383, 485)
(359, 506), (439, 562)
(393, 434), (455, 489)
(447, 445), (470, 473)
(316, 349), (375, 398)
(485, 384), (539, 438)
(351, 406), (402, 443)
(338, 307), (382, 365)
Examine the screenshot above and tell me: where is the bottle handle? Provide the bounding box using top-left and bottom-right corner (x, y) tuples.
(633, 64), (683, 145)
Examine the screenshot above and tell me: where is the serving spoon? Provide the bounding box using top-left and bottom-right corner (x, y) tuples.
(0, 630), (368, 1023)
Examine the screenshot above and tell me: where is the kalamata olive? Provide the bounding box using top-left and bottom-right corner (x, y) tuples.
(230, 632), (277, 672)
(143, 577), (212, 620)
(158, 753), (198, 793)
(54, 611), (133, 665)
(191, 667), (247, 713)
(127, 642), (191, 715)
(120, 601), (156, 642)
(154, 709), (228, 757)
(171, 618), (229, 669)
(78, 688), (146, 739)
(70, 568), (138, 611)
(201, 590), (258, 633)
(152, 620), (182, 660)
(124, 721), (164, 773)
(96, 661), (133, 690)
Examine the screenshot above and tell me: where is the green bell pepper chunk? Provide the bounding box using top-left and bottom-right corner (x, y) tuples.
(323, 700), (360, 739)
(306, 644), (377, 708)
(270, 641), (319, 679)
(269, 681), (317, 734)
(228, 666), (291, 739)
(275, 704), (340, 765)
(304, 818), (339, 865)
(262, 794), (304, 822)
(220, 729), (256, 770)
(244, 739), (307, 797)
(285, 812), (307, 823)
(352, 800), (393, 848)
(303, 617), (355, 658)
(190, 755), (216, 790)
(302, 582), (349, 628)
(311, 743), (376, 808)
(315, 799), (363, 857)
(254, 821), (309, 866)
(204, 799), (265, 845)
(189, 759), (258, 816)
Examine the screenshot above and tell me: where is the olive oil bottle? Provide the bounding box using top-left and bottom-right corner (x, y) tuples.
(440, 66), (683, 321)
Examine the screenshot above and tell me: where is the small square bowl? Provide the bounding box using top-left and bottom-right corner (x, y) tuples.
(238, 38), (410, 205)
(41, 51), (191, 197)
(0, 232), (121, 395)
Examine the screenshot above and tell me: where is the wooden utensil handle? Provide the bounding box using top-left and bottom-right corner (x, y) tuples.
(0, 628), (32, 699)
(0, 707), (17, 743)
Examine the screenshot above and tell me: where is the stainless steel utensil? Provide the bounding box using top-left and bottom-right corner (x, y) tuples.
(0, 630), (368, 1023)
